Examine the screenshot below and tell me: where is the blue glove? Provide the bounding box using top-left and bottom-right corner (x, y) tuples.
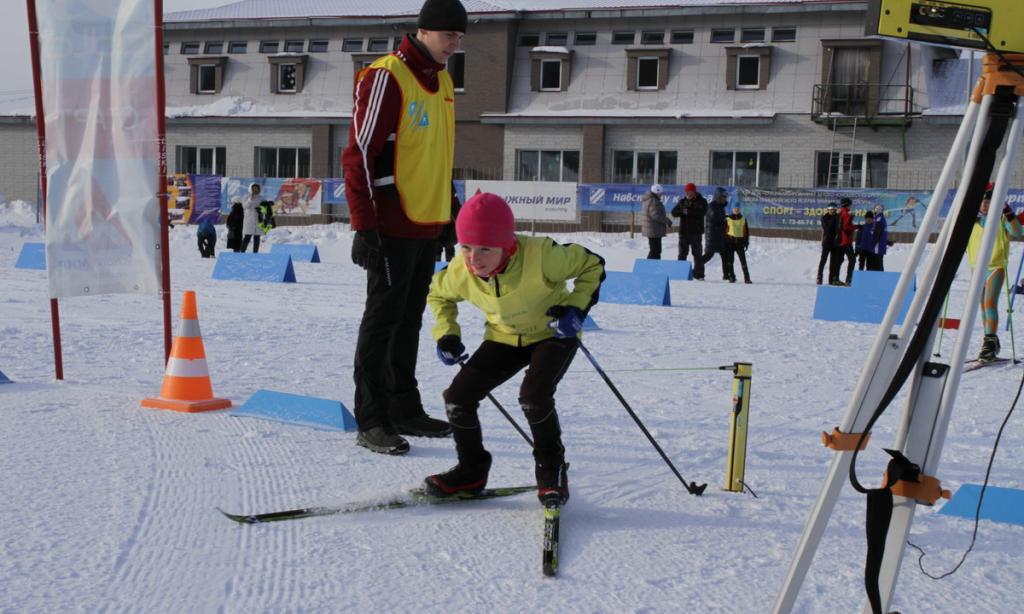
(436, 335), (468, 366)
(546, 305), (583, 339)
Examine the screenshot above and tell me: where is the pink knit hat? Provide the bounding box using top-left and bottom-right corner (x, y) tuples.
(456, 192), (516, 250)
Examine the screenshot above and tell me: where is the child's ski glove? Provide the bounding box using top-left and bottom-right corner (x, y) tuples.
(436, 335), (468, 366)
(351, 230), (381, 269)
(546, 305), (583, 339)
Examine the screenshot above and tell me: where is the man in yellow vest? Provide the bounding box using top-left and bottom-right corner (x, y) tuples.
(342, 0), (466, 454)
(967, 185), (1023, 362)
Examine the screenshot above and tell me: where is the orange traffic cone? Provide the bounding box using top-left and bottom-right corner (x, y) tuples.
(141, 290), (232, 413)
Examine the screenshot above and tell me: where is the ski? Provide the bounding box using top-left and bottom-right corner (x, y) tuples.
(219, 485), (535, 524)
(963, 357), (1013, 373)
(542, 503), (561, 577)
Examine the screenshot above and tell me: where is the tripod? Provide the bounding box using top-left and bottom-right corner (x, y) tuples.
(773, 53), (1024, 614)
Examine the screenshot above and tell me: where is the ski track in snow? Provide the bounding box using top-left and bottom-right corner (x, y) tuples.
(1, 217), (1023, 612)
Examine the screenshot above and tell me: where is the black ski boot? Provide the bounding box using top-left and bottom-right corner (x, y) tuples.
(356, 426), (410, 455)
(424, 451), (492, 497)
(536, 461), (570, 506)
(393, 413), (453, 438)
(978, 334), (1001, 362)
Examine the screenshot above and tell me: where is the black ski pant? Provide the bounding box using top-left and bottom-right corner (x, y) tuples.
(443, 338), (577, 468)
(842, 244), (856, 284)
(702, 243), (728, 279)
(724, 244), (750, 282)
(817, 244), (831, 282)
(866, 253), (884, 271)
(197, 235), (215, 258)
(827, 246), (845, 283)
(646, 237), (663, 260)
(677, 233), (705, 279)
(353, 236), (438, 430)
(240, 234), (261, 253)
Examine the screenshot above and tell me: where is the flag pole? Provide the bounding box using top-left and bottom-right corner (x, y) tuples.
(153, 0), (172, 362)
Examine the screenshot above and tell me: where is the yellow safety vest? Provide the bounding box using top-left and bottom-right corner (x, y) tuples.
(367, 54), (454, 225)
(967, 218), (1010, 272)
(726, 216), (746, 239)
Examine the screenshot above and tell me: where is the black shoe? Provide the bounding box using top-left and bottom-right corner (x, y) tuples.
(694, 276), (705, 281)
(424, 452), (492, 497)
(536, 461), (569, 506)
(356, 426), (410, 455)
(979, 334), (1000, 362)
(729, 276), (736, 283)
(744, 278), (752, 284)
(393, 414), (453, 438)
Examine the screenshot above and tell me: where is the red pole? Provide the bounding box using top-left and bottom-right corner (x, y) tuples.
(26, 0), (63, 380)
(154, 0), (172, 363)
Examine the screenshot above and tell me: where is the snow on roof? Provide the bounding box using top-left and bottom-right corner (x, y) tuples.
(531, 46), (571, 53)
(483, 108), (776, 119)
(166, 0), (846, 22)
(166, 96), (347, 119)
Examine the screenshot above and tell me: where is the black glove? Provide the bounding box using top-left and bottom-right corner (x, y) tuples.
(436, 335), (468, 366)
(351, 230), (381, 270)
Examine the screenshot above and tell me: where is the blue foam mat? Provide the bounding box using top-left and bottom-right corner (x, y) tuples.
(434, 261), (449, 273)
(15, 242), (45, 270)
(271, 243), (321, 263)
(812, 275), (914, 324)
(938, 484), (1024, 526)
(212, 252), (296, 283)
(582, 315), (599, 331)
(600, 271), (671, 306)
(0, 369), (12, 384)
(632, 258), (693, 280)
(232, 389), (356, 432)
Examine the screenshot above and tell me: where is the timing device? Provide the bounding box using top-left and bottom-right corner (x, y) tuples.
(866, 0), (1024, 54)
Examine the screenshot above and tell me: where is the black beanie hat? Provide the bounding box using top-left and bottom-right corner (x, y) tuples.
(418, 0), (468, 33)
(839, 197), (852, 207)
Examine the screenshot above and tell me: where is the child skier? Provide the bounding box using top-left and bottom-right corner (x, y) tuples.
(424, 192), (606, 506)
(968, 185), (1023, 361)
(723, 204), (751, 283)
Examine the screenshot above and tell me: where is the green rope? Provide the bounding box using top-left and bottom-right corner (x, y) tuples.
(935, 291), (951, 357)
(567, 365), (733, 374)
(1004, 269), (1018, 362)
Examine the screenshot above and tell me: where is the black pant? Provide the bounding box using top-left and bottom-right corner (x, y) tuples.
(678, 233), (705, 279)
(826, 245), (845, 283)
(353, 236), (438, 430)
(702, 243), (729, 279)
(866, 253), (884, 271)
(197, 235), (215, 258)
(443, 338), (577, 466)
(436, 243), (455, 262)
(240, 235), (261, 253)
(646, 237), (663, 259)
(724, 244), (750, 282)
(842, 244), (855, 284)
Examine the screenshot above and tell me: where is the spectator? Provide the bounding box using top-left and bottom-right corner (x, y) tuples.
(240, 183), (263, 253)
(855, 211), (875, 271)
(817, 203), (841, 285)
(196, 218), (216, 258)
(671, 182), (708, 279)
(641, 183), (672, 259)
(836, 197), (857, 285)
(872, 205), (889, 271)
(257, 200), (276, 236)
(723, 203), (751, 284)
(702, 187), (729, 279)
(226, 198), (244, 253)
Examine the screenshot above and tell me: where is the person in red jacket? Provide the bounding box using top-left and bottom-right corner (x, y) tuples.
(834, 197), (858, 286)
(341, 0), (467, 454)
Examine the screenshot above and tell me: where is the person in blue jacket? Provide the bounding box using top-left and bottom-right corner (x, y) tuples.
(196, 218), (217, 258)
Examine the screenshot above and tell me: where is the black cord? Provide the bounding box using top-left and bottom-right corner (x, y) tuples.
(906, 362), (1024, 580)
(971, 27), (1024, 81)
(738, 479), (759, 499)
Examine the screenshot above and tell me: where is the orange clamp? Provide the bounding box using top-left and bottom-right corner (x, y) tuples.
(822, 427), (870, 451)
(884, 472), (952, 506)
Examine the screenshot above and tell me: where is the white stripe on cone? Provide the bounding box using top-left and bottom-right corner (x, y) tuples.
(165, 357), (210, 378)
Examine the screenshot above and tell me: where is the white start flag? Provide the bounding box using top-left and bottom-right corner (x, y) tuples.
(36, 0), (162, 298)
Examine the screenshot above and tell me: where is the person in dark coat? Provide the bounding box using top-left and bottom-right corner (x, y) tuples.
(723, 204), (752, 283)
(226, 199), (244, 253)
(702, 186), (729, 279)
(836, 197), (858, 285)
(670, 182), (708, 279)
(817, 203), (841, 285)
(196, 218), (217, 258)
(641, 183), (672, 259)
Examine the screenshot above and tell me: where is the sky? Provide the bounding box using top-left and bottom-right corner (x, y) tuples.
(0, 0), (226, 92)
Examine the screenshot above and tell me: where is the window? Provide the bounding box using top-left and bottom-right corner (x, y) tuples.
(574, 32), (597, 45)
(641, 31), (665, 45)
(284, 40), (304, 53)
(259, 40), (279, 54)
(772, 27), (797, 42)
(368, 38), (390, 52)
(519, 33), (540, 47)
(546, 32), (568, 46)
(740, 28), (765, 43)
(181, 42), (200, 55)
(342, 38), (363, 52)
(611, 150), (676, 185)
(612, 31), (635, 45)
(448, 51), (465, 91)
(268, 55), (308, 93)
(204, 41), (223, 54)
(626, 49), (670, 91)
(308, 40), (328, 53)
(516, 150), (580, 182)
(530, 49), (572, 92)
(540, 60), (561, 91)
(255, 147), (311, 178)
(815, 152), (888, 188)
(710, 151), (779, 188)
(197, 65), (217, 93)
(710, 29), (735, 44)
(821, 41), (883, 114)
(736, 56), (760, 89)
(187, 56), (227, 94)
(277, 64), (297, 92)
(176, 146), (226, 176)
(671, 30), (694, 44)
(726, 46), (772, 90)
(228, 41), (247, 54)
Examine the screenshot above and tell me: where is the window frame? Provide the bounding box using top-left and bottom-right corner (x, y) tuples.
(254, 146), (312, 178)
(276, 63), (298, 93)
(710, 29), (735, 44)
(725, 46), (772, 90)
(772, 27), (797, 43)
(259, 40), (279, 54)
(204, 41), (224, 54)
(368, 38), (390, 52)
(610, 150), (677, 185)
(735, 55), (761, 89)
(519, 33), (540, 47)
(740, 28), (766, 43)
(197, 64), (217, 94)
(529, 49), (572, 92)
(625, 48), (670, 92)
(671, 30), (694, 45)
(228, 40), (248, 54)
(709, 150), (780, 188)
(176, 145), (227, 176)
(635, 57), (660, 90)
(546, 32), (568, 46)
(612, 31), (636, 45)
(180, 41), (200, 55)
(267, 54), (309, 94)
(283, 40), (304, 53)
(574, 32), (597, 46)
(814, 151), (888, 189)
(641, 30), (665, 45)
(187, 56), (227, 95)
(342, 38), (364, 52)
(539, 59), (562, 91)
(308, 40), (328, 53)
(515, 149), (581, 183)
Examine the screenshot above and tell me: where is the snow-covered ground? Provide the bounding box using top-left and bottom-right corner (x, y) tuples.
(1, 202), (1022, 613)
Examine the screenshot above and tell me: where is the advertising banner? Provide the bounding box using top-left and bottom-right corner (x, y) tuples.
(37, 0), (161, 298)
(222, 177), (323, 216)
(736, 188), (933, 232)
(464, 180), (576, 221)
(579, 184), (737, 213)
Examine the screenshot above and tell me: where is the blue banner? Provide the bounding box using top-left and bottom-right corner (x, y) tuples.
(579, 184), (738, 213)
(736, 188), (933, 232)
(321, 179), (465, 206)
(190, 174), (223, 224)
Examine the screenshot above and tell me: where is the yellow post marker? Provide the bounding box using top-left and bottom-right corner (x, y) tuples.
(725, 362), (752, 492)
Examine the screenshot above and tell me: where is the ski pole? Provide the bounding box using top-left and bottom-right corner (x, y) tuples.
(458, 359), (534, 447)
(1006, 241), (1024, 321)
(1004, 271), (1019, 363)
(576, 340), (707, 496)
(935, 291), (951, 357)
